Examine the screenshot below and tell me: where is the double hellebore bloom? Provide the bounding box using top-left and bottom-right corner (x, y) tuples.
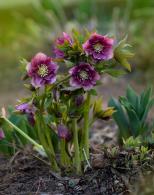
(83, 33), (114, 61)
(27, 53), (58, 88)
(0, 129), (5, 140)
(57, 124), (71, 142)
(54, 32), (72, 58)
(15, 102), (35, 126)
(69, 63), (100, 90)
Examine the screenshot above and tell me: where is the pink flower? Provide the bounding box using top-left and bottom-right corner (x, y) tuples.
(54, 32), (72, 59)
(83, 33), (114, 61)
(56, 32), (72, 45)
(27, 53), (58, 88)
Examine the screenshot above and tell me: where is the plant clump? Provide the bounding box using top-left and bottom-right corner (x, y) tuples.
(0, 29), (134, 174)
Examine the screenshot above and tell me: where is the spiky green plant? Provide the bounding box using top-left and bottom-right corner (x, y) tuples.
(109, 86), (154, 144)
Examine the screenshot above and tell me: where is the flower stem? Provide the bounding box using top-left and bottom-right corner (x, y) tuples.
(44, 123), (60, 171)
(82, 93), (91, 159)
(36, 113), (59, 172)
(73, 118), (81, 174)
(2, 116), (43, 150)
(49, 75), (71, 91)
(60, 139), (70, 168)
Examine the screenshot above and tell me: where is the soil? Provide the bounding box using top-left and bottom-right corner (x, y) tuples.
(0, 147), (154, 195)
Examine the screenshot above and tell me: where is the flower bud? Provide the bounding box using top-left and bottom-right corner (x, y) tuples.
(15, 102), (36, 126)
(57, 124), (71, 141)
(97, 107), (115, 120)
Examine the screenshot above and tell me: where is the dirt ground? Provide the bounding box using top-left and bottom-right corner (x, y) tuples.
(0, 146), (154, 195)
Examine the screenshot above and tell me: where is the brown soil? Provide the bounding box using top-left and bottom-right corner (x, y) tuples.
(0, 148), (153, 195)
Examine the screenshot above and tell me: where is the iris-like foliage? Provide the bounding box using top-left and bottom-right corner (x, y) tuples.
(0, 29), (133, 174)
(109, 86), (154, 144)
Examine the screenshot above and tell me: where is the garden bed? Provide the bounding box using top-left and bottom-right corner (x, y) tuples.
(0, 146), (154, 195)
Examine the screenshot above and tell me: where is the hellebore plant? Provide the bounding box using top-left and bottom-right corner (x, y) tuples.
(0, 30), (133, 174)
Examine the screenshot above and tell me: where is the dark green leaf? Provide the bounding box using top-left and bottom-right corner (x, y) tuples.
(101, 69), (126, 77)
(108, 98), (130, 139)
(89, 89), (97, 96)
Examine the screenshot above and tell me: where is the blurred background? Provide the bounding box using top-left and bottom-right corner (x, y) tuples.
(0, 0), (154, 107)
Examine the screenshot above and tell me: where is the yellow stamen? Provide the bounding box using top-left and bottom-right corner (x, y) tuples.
(37, 64), (49, 77)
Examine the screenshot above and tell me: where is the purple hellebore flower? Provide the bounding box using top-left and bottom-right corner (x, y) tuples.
(27, 52), (58, 88)
(57, 124), (71, 141)
(82, 32), (114, 61)
(54, 32), (72, 58)
(56, 32), (72, 45)
(54, 48), (65, 59)
(15, 102), (35, 126)
(69, 63), (100, 90)
(0, 129), (5, 140)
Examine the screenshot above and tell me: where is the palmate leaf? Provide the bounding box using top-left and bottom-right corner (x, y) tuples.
(114, 36), (134, 72)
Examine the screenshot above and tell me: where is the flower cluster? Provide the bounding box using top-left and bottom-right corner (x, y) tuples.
(9, 29), (133, 174)
(25, 32), (115, 91)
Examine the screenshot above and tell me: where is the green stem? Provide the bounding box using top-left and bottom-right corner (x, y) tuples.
(36, 113), (59, 171)
(37, 91), (59, 171)
(60, 139), (70, 167)
(43, 122), (59, 171)
(82, 93), (91, 159)
(2, 116), (43, 150)
(48, 75), (71, 91)
(73, 118), (81, 174)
